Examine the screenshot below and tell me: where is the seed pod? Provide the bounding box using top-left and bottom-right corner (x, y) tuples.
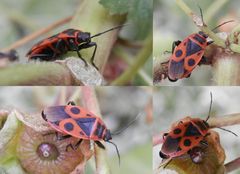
(17, 126), (93, 174)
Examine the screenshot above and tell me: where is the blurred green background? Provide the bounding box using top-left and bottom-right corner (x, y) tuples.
(153, 87), (240, 174)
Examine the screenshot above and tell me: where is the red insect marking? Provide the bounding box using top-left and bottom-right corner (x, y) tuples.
(27, 25), (126, 70)
(159, 93), (237, 168)
(168, 32), (209, 82)
(42, 101), (121, 164)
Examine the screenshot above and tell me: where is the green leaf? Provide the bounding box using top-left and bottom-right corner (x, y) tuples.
(128, 0), (152, 39)
(99, 0), (131, 14)
(99, 0), (153, 40)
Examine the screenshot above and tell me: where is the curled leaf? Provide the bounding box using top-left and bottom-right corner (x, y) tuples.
(0, 110), (21, 157)
(14, 110), (51, 132)
(17, 126), (93, 174)
(56, 57), (105, 85)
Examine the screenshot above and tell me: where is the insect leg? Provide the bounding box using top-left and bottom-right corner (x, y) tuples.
(56, 133), (72, 141)
(66, 144), (74, 152)
(78, 42), (98, 70)
(68, 39), (88, 66)
(74, 139), (83, 149)
(95, 141), (105, 149)
(55, 39), (67, 53)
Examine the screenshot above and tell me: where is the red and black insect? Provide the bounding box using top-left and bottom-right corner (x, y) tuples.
(42, 101), (131, 164)
(159, 93), (237, 167)
(0, 49), (19, 61)
(168, 31), (212, 82)
(167, 8), (233, 82)
(27, 25), (125, 70)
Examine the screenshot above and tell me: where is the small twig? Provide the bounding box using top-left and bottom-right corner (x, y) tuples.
(1, 16), (73, 52)
(176, 0), (226, 48)
(0, 63), (74, 85)
(81, 87), (111, 174)
(225, 157), (240, 173)
(208, 113), (240, 128)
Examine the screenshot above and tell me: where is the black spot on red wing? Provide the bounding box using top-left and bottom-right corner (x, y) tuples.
(193, 34), (206, 44)
(186, 40), (202, 56)
(70, 107), (80, 114)
(184, 139), (191, 146)
(86, 114), (92, 117)
(175, 50), (183, 57)
(197, 52), (201, 56)
(75, 118), (96, 136)
(184, 123), (201, 137)
(188, 59), (196, 66)
(79, 131), (84, 136)
(195, 136), (200, 139)
(64, 122), (74, 131)
(173, 128), (182, 134)
(184, 42), (187, 46)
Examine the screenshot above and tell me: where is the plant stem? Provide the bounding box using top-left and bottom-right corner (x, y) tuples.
(114, 46), (152, 85)
(208, 113), (240, 128)
(70, 0), (126, 72)
(213, 57), (240, 85)
(0, 63), (74, 85)
(225, 157), (240, 173)
(81, 87), (111, 174)
(111, 35), (152, 85)
(176, 0), (225, 47)
(1, 16), (72, 52)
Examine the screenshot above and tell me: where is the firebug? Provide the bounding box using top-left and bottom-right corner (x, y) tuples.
(27, 25), (125, 70)
(159, 93), (237, 167)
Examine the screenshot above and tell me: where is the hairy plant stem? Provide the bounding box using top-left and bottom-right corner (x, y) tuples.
(81, 87), (111, 174)
(176, 0), (225, 47)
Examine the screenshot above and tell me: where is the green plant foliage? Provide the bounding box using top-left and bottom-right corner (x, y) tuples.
(99, 0), (152, 40)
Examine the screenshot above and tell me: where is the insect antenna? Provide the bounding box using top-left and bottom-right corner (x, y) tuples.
(107, 140), (121, 165)
(111, 112), (143, 136)
(90, 24), (129, 39)
(206, 92), (213, 122)
(163, 158), (172, 169)
(197, 5), (234, 32)
(216, 127), (238, 137)
(211, 20), (235, 32)
(198, 5), (204, 24)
